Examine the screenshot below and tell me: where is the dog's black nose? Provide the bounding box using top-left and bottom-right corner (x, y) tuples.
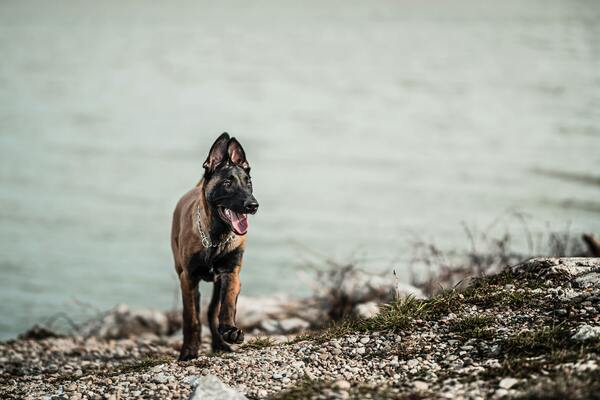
(245, 201), (259, 214)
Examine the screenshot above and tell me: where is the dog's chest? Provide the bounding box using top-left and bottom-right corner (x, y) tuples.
(188, 244), (244, 281)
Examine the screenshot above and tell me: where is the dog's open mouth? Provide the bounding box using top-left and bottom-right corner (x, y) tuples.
(218, 207), (249, 235)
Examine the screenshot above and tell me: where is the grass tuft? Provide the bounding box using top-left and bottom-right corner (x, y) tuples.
(516, 368), (600, 400)
(241, 336), (277, 350)
(266, 378), (427, 400)
(359, 296), (425, 333)
(448, 314), (495, 340)
(503, 325), (572, 357)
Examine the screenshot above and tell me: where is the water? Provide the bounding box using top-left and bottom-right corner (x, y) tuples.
(1, 0), (599, 340)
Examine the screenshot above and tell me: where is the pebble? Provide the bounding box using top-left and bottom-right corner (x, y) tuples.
(334, 380), (351, 390)
(498, 377), (519, 389)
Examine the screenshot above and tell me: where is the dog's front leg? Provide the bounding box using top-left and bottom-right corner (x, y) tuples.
(178, 270), (201, 361)
(217, 267), (244, 345)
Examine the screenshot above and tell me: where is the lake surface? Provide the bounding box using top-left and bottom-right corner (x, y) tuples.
(1, 0), (599, 339)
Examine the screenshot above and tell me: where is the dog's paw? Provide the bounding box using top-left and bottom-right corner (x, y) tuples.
(218, 324), (245, 344)
(178, 347), (198, 361)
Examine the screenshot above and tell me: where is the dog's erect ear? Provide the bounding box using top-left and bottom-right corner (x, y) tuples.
(227, 138), (250, 171)
(203, 133), (230, 174)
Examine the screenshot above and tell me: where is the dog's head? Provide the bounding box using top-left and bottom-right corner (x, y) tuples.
(202, 133), (258, 235)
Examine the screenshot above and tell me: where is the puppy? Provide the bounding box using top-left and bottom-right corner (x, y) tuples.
(170, 133), (258, 360)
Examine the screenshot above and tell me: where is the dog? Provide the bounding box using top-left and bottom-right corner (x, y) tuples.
(171, 133), (259, 360)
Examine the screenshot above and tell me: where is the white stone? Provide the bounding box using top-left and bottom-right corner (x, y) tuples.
(183, 375), (200, 385)
(572, 324), (600, 342)
(498, 377), (518, 389)
(356, 302), (380, 319)
(575, 272), (600, 288)
(278, 318), (310, 333)
(153, 373), (171, 384)
(334, 380), (351, 390)
(260, 319), (279, 333)
(513, 257), (600, 278)
(189, 375), (247, 400)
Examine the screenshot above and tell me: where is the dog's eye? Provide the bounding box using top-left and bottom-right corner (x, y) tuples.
(223, 180), (232, 187)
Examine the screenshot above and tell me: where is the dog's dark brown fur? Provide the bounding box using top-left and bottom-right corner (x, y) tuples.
(171, 133), (258, 360)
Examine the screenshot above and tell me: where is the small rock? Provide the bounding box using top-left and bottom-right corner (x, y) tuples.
(413, 381), (428, 391)
(498, 377), (518, 389)
(278, 318), (310, 333)
(575, 272), (600, 289)
(260, 319), (279, 334)
(189, 375), (247, 400)
(572, 324), (600, 342)
(153, 373), (171, 384)
(356, 302), (380, 319)
(334, 380), (351, 390)
(183, 375), (200, 385)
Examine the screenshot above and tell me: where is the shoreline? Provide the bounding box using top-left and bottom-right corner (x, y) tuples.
(1, 258), (599, 399)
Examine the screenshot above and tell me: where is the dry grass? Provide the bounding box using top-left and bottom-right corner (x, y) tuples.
(409, 215), (592, 296)
(241, 336), (277, 350)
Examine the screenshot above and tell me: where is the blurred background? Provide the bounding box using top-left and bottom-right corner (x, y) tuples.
(1, 0), (599, 340)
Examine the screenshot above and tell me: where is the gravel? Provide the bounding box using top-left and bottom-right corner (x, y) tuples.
(1, 257), (599, 399)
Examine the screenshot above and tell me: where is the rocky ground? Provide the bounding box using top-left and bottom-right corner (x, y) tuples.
(1, 258), (599, 399)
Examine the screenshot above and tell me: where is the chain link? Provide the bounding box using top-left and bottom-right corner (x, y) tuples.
(195, 202), (235, 248)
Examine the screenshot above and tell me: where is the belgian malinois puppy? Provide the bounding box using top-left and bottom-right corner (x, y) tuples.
(171, 133), (259, 360)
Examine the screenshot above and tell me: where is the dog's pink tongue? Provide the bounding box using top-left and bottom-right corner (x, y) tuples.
(230, 212), (248, 235)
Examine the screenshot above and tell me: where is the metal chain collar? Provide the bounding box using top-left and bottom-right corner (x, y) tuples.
(195, 202), (235, 248)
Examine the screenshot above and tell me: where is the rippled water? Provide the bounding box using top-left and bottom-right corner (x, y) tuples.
(1, 0), (599, 339)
